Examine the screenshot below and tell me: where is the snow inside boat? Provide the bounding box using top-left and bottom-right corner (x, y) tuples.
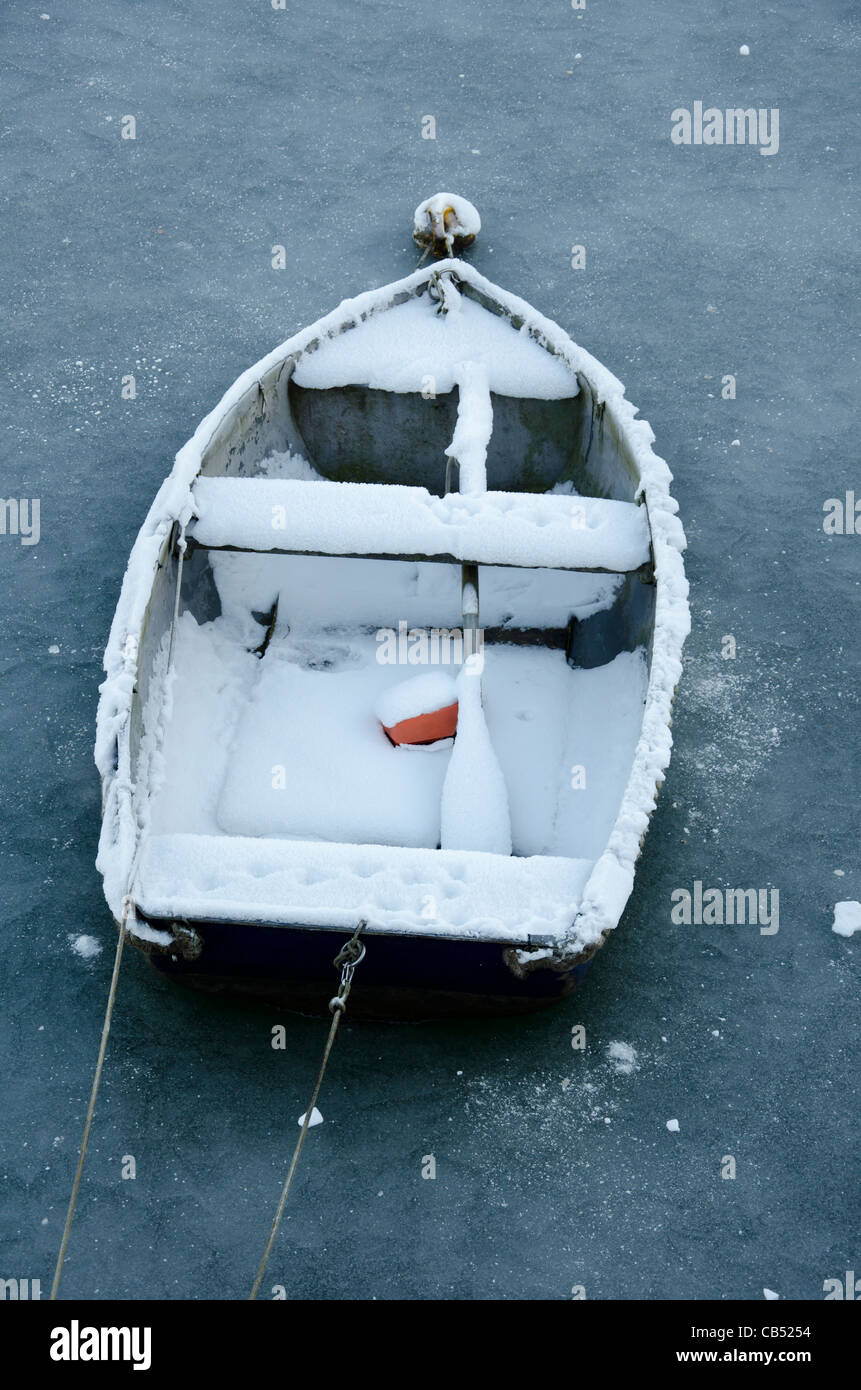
(96, 253), (689, 1017)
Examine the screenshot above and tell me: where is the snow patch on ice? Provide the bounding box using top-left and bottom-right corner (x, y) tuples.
(69, 934), (102, 960)
(676, 655), (797, 824)
(832, 901), (861, 938)
(607, 1041), (639, 1075)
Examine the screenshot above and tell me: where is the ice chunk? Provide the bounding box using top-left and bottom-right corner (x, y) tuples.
(832, 901), (861, 938)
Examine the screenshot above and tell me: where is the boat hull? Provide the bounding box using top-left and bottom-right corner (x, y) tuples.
(97, 257), (689, 1021)
(137, 918), (593, 1020)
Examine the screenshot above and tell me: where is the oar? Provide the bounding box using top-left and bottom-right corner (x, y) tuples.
(440, 566), (512, 855)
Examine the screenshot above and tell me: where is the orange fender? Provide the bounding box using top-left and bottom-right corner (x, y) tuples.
(382, 701), (459, 746)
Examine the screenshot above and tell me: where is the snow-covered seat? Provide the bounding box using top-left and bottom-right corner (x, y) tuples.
(188, 477), (651, 574)
(134, 832), (594, 946)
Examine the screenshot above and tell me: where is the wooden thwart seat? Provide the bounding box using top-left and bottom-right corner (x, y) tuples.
(188, 477), (651, 574)
(135, 832), (595, 946)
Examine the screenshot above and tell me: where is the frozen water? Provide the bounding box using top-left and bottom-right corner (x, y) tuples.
(0, 0), (857, 1304)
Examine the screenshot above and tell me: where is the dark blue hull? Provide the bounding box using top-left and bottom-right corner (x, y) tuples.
(141, 917), (593, 1019)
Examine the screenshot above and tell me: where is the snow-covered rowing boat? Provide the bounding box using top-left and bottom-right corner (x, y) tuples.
(96, 208), (689, 1017)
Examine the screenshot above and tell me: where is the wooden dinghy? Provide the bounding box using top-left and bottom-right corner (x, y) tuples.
(96, 210), (689, 1018)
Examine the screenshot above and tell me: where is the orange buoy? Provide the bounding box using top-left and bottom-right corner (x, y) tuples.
(382, 701), (458, 747)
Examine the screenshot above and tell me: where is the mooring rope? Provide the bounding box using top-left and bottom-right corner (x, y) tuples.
(249, 921), (367, 1301)
(50, 894), (134, 1300)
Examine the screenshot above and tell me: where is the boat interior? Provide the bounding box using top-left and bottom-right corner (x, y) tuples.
(131, 279), (656, 944)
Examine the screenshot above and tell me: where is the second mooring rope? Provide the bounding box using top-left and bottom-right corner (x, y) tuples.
(50, 896), (134, 1300)
(249, 921), (367, 1301)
